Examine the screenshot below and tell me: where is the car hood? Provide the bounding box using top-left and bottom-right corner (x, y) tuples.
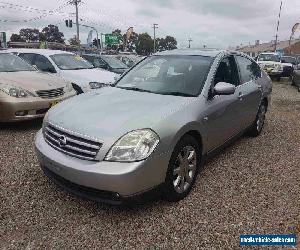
(59, 68), (117, 87)
(47, 87), (193, 142)
(0, 71), (68, 91)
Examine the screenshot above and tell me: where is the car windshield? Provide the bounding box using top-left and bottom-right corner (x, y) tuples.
(281, 56), (296, 64)
(0, 53), (35, 72)
(50, 54), (94, 70)
(116, 55), (213, 97)
(102, 56), (128, 69)
(258, 54), (280, 62)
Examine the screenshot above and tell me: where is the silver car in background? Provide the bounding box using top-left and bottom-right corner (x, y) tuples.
(35, 49), (272, 204)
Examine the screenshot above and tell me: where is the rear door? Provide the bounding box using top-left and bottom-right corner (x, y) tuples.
(235, 55), (262, 129)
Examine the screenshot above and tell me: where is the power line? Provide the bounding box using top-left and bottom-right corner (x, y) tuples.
(0, 3), (69, 23)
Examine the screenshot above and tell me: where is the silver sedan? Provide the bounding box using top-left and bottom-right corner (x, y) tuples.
(35, 49), (272, 204)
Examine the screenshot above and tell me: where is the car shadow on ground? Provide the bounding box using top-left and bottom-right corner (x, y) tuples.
(0, 118), (43, 131)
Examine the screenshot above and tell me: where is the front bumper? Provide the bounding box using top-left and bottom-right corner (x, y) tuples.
(264, 69), (282, 76)
(35, 130), (169, 200)
(0, 92), (75, 122)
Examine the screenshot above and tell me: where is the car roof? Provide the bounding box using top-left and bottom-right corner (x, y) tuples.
(259, 52), (279, 55)
(6, 48), (74, 56)
(154, 48), (228, 57)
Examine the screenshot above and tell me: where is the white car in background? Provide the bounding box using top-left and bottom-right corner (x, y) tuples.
(8, 49), (117, 94)
(257, 52), (283, 81)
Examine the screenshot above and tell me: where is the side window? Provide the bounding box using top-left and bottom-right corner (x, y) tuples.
(214, 55), (239, 86)
(236, 56), (261, 84)
(19, 53), (36, 65)
(34, 54), (56, 73)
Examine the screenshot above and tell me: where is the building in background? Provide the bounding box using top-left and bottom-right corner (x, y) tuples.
(236, 39), (300, 58)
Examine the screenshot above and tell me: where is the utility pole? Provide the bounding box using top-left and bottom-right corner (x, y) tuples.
(188, 38), (192, 48)
(274, 0), (282, 52)
(153, 23), (158, 53)
(69, 0), (81, 51)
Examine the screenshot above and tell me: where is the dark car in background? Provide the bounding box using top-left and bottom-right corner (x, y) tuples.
(82, 54), (128, 74)
(291, 70), (300, 92)
(281, 56), (297, 78)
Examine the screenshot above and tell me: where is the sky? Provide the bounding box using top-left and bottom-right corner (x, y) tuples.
(1, 0), (300, 48)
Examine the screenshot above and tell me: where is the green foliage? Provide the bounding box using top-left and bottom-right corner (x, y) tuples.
(19, 28), (40, 42)
(68, 35), (80, 46)
(10, 33), (24, 42)
(9, 25), (65, 43)
(41, 25), (65, 43)
(136, 33), (153, 56)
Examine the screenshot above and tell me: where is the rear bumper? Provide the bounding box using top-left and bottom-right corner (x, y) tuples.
(35, 130), (169, 199)
(0, 92), (75, 122)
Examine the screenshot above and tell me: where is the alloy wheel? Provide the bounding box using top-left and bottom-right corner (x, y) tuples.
(173, 145), (197, 194)
(257, 105), (266, 132)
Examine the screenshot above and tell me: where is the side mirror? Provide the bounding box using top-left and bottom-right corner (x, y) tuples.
(214, 82), (236, 95)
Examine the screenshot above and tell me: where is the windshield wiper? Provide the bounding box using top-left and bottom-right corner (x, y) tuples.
(117, 86), (154, 93)
(159, 92), (196, 97)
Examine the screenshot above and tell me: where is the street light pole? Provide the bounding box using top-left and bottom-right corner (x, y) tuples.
(100, 33), (104, 54)
(188, 38), (192, 48)
(69, 0), (81, 52)
(79, 24), (100, 53)
(274, 0), (283, 52)
(153, 23), (158, 53)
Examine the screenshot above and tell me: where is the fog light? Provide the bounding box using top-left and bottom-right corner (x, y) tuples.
(15, 111), (28, 116)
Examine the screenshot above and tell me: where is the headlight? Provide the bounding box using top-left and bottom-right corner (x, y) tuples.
(89, 82), (106, 89)
(0, 84), (35, 98)
(105, 129), (160, 162)
(64, 83), (74, 92)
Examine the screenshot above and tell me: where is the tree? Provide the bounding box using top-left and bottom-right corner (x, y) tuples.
(41, 25), (65, 43)
(10, 33), (25, 42)
(136, 33), (153, 55)
(123, 32), (138, 52)
(69, 35), (80, 46)
(19, 28), (40, 42)
(164, 36), (177, 50)
(157, 36), (177, 52)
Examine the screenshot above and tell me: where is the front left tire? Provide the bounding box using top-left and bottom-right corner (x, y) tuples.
(247, 103), (267, 137)
(162, 135), (201, 202)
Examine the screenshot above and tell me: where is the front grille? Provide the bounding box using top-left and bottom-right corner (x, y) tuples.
(36, 88), (64, 99)
(44, 123), (102, 161)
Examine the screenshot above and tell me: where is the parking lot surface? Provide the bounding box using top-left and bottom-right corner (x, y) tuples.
(1, 80), (299, 249)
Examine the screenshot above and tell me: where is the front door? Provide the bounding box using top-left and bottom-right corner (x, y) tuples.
(204, 55), (242, 152)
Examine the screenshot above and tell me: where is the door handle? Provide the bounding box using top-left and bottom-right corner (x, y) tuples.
(238, 92), (244, 100)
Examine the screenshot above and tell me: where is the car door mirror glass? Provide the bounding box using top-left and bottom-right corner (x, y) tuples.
(214, 82), (236, 95)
